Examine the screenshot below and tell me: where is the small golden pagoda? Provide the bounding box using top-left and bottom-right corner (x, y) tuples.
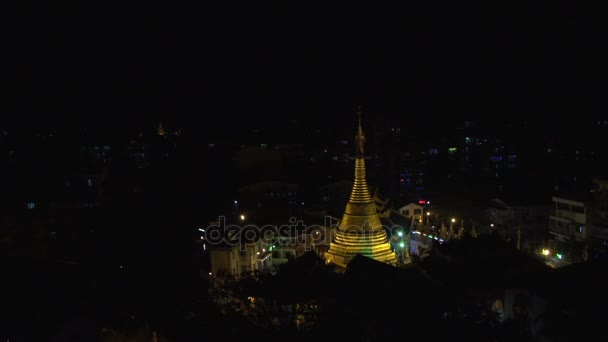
(324, 111), (398, 269)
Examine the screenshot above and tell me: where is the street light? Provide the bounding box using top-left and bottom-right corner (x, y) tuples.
(240, 214), (245, 221)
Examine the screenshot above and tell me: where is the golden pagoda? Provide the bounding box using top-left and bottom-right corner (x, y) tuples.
(324, 111), (398, 269)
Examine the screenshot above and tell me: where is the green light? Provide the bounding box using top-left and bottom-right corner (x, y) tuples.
(399, 242), (405, 248)
(556, 253), (562, 259)
(269, 246), (273, 251)
(428, 235), (434, 239)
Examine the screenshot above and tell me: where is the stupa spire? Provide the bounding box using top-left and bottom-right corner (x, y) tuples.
(355, 108), (365, 156)
(348, 110), (372, 204)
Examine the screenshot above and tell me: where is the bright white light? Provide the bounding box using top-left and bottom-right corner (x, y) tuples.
(240, 214), (245, 221)
(199, 228), (205, 232)
(490, 223), (494, 227)
(234, 200), (238, 204)
(397, 231), (403, 237)
(451, 218), (456, 223)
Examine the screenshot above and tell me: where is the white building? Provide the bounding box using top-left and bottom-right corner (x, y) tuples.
(398, 203), (424, 221)
(209, 233), (272, 277)
(549, 196), (588, 243)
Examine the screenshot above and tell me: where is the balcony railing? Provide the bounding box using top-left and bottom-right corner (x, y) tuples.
(550, 209), (586, 224)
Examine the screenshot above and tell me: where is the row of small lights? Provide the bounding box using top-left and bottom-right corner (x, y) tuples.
(411, 230), (445, 243)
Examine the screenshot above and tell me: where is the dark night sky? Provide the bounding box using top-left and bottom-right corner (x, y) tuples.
(2, 1), (605, 134)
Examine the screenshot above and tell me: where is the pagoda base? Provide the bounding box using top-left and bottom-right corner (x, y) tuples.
(324, 229), (398, 269)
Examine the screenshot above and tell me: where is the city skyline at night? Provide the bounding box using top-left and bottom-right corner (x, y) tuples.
(2, 1), (607, 341)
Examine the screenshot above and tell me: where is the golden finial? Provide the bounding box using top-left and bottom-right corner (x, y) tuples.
(355, 107), (365, 156)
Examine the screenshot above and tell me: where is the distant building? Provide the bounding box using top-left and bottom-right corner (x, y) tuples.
(238, 181), (299, 214)
(398, 203), (424, 222)
(545, 179), (608, 264)
(587, 179), (608, 259)
(208, 229), (272, 277)
(486, 197), (549, 253)
(549, 197), (588, 243)
(209, 244), (240, 276)
(270, 227), (308, 266)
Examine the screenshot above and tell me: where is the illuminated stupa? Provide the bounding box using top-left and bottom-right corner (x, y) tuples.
(324, 111), (398, 269)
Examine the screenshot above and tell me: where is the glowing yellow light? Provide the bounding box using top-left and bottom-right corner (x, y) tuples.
(240, 214), (245, 221)
(451, 218), (456, 223)
(427, 212), (430, 216)
(542, 249), (550, 256)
